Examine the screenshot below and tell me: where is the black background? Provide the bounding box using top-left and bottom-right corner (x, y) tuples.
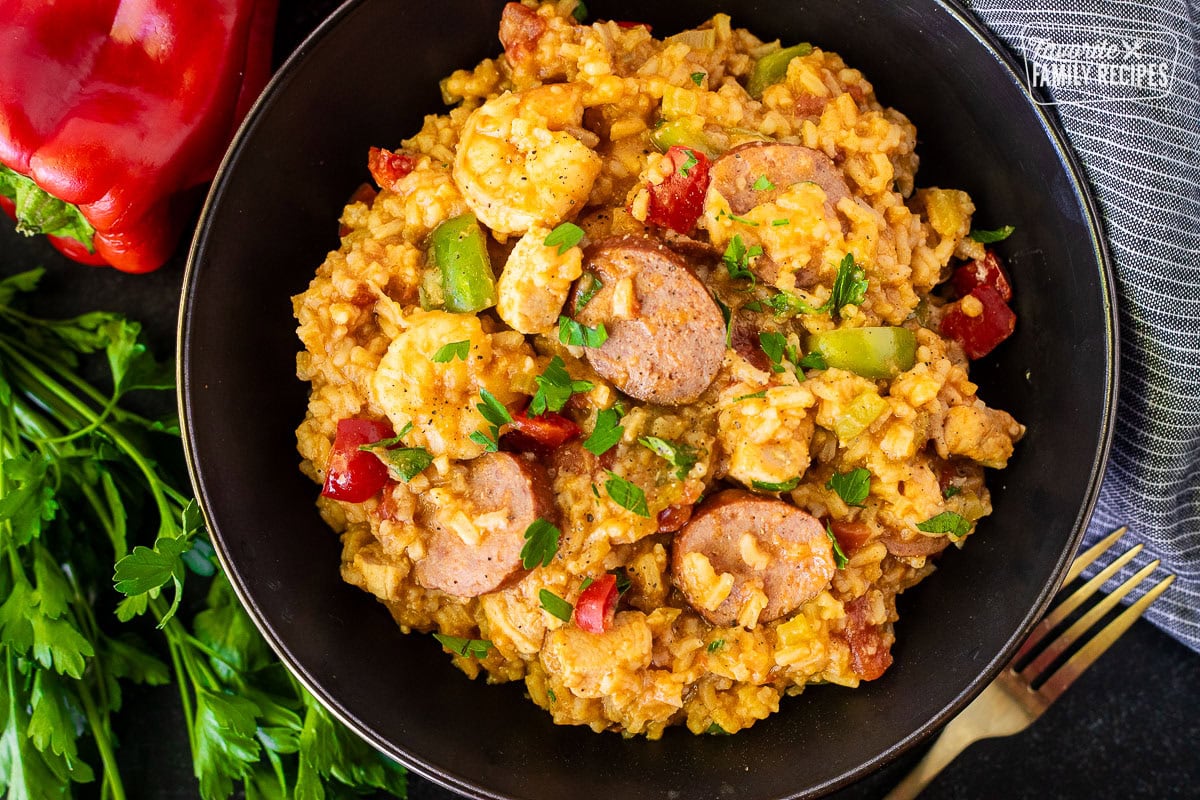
(2, 0), (1197, 797)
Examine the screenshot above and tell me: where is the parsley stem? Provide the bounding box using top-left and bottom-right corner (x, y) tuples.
(75, 675), (127, 800)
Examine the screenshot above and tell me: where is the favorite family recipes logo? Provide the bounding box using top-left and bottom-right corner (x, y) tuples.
(1019, 21), (1179, 106)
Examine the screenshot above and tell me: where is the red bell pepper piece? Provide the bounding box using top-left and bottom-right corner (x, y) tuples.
(0, 0), (279, 273)
(574, 573), (618, 633)
(951, 249), (1013, 302)
(501, 408), (581, 454)
(367, 147), (417, 192)
(941, 285), (1016, 360)
(614, 21), (653, 31)
(643, 145), (711, 235)
(322, 418), (395, 503)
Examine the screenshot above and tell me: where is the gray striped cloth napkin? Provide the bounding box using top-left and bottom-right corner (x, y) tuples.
(964, 0), (1199, 651)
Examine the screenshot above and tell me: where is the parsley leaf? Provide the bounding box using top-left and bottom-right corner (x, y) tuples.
(538, 589), (573, 622)
(714, 295), (733, 347)
(678, 148), (700, 177)
(771, 218), (790, 226)
(584, 405), (625, 456)
(917, 511), (972, 538)
(638, 436), (699, 479)
(764, 290), (817, 316)
(544, 222), (585, 255)
(520, 518), (562, 568)
(433, 633), (494, 658)
(753, 175), (775, 191)
(706, 723), (731, 735)
(824, 253), (868, 317)
(193, 687), (261, 799)
(558, 315), (608, 348)
(604, 471), (650, 517)
(796, 350), (827, 370)
(431, 339), (470, 363)
(707, 639), (725, 653)
(734, 390), (767, 401)
(826, 468), (871, 507)
(722, 235), (762, 283)
(969, 225), (1014, 243)
(609, 567), (633, 594)
(572, 0), (588, 22)
(943, 485), (962, 499)
(530, 355), (593, 416)
(471, 388), (512, 452)
(691, 71), (706, 86)
(758, 331), (787, 373)
(751, 477), (801, 493)
(576, 271), (603, 310)
(825, 523), (850, 569)
(362, 444), (433, 482)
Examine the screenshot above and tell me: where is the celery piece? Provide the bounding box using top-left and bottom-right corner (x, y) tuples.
(832, 391), (890, 442)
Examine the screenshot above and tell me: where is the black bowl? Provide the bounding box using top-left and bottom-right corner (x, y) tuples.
(180, 1), (1117, 797)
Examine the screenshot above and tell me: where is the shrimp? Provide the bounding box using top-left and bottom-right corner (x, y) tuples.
(453, 83), (602, 236)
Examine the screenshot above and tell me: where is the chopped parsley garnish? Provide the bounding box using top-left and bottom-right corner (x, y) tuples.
(468, 388), (512, 452)
(530, 355), (593, 416)
(558, 315), (608, 348)
(707, 639), (725, 653)
(705, 723), (731, 735)
(678, 148), (700, 177)
(520, 518), (562, 569)
(579, 576), (594, 591)
(916, 511), (972, 538)
(609, 567), (633, 594)
(433, 634), (494, 659)
(771, 218), (790, 226)
(544, 221), (585, 255)
(718, 209), (760, 226)
(572, 0), (588, 22)
(752, 175), (776, 191)
(547, 689), (557, 703)
(733, 390), (767, 402)
(943, 485), (962, 499)
(764, 290), (817, 316)
(722, 235), (762, 283)
(575, 271), (603, 310)
(431, 339), (470, 363)
(583, 404), (625, 456)
(751, 477), (801, 493)
(969, 225), (1014, 243)
(691, 71), (706, 86)
(826, 468), (871, 507)
(538, 589), (573, 622)
(743, 300), (764, 312)
(825, 523), (849, 569)
(638, 436), (699, 479)
(714, 295), (733, 346)
(796, 350), (827, 370)
(825, 253), (868, 317)
(758, 331), (788, 373)
(604, 471), (650, 517)
(359, 422), (432, 481)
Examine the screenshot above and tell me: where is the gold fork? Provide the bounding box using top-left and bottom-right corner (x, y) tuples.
(884, 527), (1176, 800)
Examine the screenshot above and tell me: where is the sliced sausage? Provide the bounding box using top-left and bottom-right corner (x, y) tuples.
(573, 235), (726, 405)
(709, 142), (850, 219)
(414, 452), (555, 597)
(671, 489), (835, 627)
(879, 527), (951, 558)
(840, 594), (893, 680)
(498, 2), (546, 65)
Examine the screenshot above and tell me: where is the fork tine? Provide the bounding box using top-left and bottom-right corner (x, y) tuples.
(1012, 540), (1143, 663)
(1063, 526), (1128, 584)
(1036, 573), (1176, 702)
(1018, 559), (1160, 680)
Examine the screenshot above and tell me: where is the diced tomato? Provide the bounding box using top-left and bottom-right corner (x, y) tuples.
(367, 147), (416, 191)
(574, 573), (618, 633)
(657, 503), (693, 533)
(614, 20), (652, 31)
(321, 418), (394, 503)
(643, 145), (711, 235)
(841, 595), (893, 681)
(501, 408), (581, 454)
(941, 285), (1016, 360)
(951, 249), (1012, 302)
(499, 2), (547, 63)
(829, 519), (872, 555)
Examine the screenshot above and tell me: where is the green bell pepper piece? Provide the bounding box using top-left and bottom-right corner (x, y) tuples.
(428, 212), (497, 313)
(650, 118), (719, 159)
(806, 327), (917, 380)
(746, 43), (814, 99)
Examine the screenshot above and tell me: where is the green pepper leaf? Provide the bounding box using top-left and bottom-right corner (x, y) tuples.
(604, 471), (649, 517)
(520, 518), (562, 569)
(544, 222), (585, 255)
(917, 511), (972, 538)
(826, 467), (871, 507)
(969, 225), (1014, 243)
(538, 589), (573, 622)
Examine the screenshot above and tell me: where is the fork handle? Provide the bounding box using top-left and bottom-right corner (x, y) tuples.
(881, 725), (981, 800)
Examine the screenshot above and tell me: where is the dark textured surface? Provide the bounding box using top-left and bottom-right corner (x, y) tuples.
(1, 0), (1195, 797)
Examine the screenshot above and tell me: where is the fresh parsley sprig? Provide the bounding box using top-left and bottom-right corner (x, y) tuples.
(469, 388), (513, 452)
(530, 356), (592, 417)
(638, 436), (699, 479)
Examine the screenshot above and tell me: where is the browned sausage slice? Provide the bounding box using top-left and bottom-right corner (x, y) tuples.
(573, 235), (726, 406)
(672, 489), (835, 627)
(414, 452), (556, 597)
(709, 142), (850, 219)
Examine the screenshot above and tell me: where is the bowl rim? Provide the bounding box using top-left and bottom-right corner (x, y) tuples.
(178, 0), (1120, 796)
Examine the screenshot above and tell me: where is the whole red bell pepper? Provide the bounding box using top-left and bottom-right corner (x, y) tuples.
(0, 0), (279, 273)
